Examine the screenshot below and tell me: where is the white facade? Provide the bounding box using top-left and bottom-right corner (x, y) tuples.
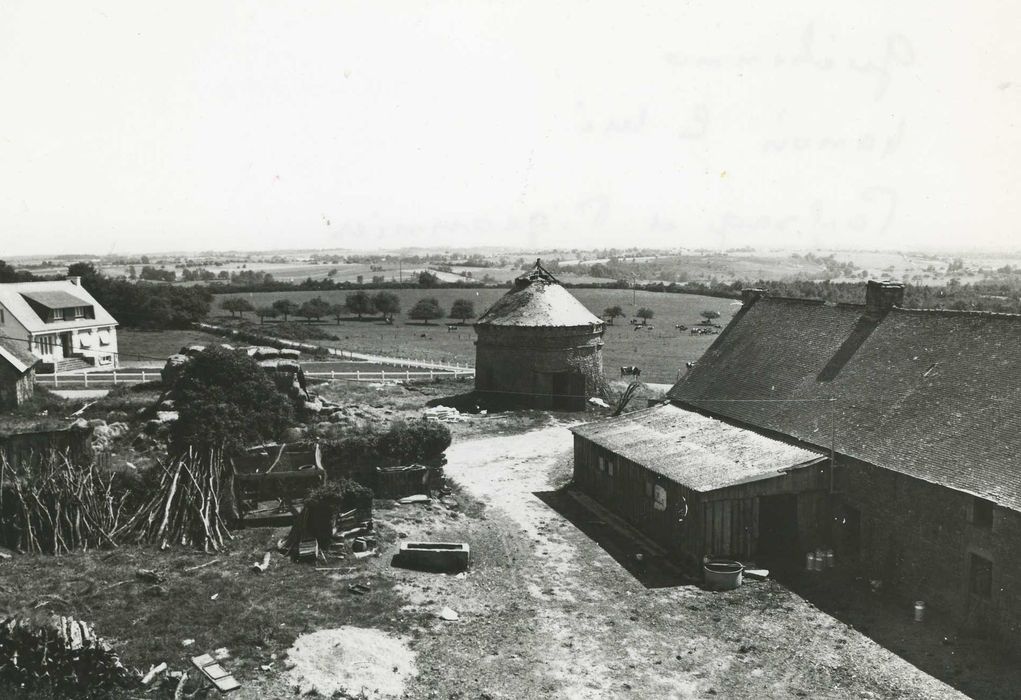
(0, 278), (119, 369)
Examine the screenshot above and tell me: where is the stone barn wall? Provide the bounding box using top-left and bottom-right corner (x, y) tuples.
(474, 325), (604, 410)
(840, 458), (1021, 648)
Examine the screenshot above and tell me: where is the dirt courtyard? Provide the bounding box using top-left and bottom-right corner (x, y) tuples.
(421, 423), (976, 699)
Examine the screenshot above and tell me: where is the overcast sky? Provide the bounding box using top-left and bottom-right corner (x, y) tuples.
(1, 1), (1018, 256)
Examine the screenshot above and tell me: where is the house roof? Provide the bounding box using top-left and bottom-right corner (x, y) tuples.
(571, 403), (821, 492)
(668, 293), (1021, 511)
(20, 289), (93, 309)
(475, 260), (604, 328)
(0, 337), (39, 373)
(0, 280), (117, 333)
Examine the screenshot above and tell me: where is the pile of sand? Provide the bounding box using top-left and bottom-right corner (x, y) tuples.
(287, 626), (417, 699)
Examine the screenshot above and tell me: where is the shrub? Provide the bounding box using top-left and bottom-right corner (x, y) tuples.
(318, 419), (452, 478)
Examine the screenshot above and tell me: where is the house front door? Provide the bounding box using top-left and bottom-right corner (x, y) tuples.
(60, 333), (73, 359)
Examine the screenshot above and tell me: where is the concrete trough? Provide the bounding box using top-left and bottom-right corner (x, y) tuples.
(394, 541), (470, 573)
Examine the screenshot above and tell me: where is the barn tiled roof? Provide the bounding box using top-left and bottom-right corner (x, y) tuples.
(668, 294), (1021, 512)
(475, 260), (603, 328)
(571, 403), (821, 491)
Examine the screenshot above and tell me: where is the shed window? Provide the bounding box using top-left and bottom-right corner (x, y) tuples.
(607, 460), (615, 477)
(644, 481), (653, 497)
(597, 456), (606, 472)
(970, 554), (993, 598)
(972, 498), (993, 529)
(654, 484), (667, 511)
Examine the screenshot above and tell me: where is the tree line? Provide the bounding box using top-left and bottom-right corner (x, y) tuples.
(221, 292), (477, 325)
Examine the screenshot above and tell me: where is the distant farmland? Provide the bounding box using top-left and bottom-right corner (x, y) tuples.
(212, 287), (738, 383)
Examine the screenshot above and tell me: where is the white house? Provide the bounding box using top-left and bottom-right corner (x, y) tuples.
(0, 277), (118, 371)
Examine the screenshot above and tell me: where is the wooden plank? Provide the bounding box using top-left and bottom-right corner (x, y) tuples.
(721, 501), (732, 557)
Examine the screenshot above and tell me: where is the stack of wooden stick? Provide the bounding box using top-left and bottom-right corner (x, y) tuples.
(116, 448), (233, 552)
(0, 455), (125, 555)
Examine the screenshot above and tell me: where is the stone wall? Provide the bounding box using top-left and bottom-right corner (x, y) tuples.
(840, 459), (1021, 646)
(0, 364), (33, 409)
(474, 325), (604, 410)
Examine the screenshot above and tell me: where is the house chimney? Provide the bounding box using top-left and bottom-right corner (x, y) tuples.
(741, 288), (766, 306)
(864, 280), (904, 316)
(68, 276), (81, 287)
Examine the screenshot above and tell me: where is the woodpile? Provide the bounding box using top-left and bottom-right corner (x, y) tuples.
(116, 448), (234, 552)
(0, 614), (134, 697)
(0, 455), (125, 555)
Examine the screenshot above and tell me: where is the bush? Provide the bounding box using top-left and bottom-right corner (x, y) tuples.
(319, 419), (451, 478)
(170, 346), (294, 454)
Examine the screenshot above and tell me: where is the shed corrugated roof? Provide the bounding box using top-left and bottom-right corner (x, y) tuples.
(669, 295), (1021, 511)
(475, 261), (603, 328)
(571, 403), (820, 492)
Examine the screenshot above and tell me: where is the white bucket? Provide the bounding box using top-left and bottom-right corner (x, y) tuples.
(914, 601), (925, 623)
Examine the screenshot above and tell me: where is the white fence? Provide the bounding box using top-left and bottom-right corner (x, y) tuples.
(36, 367), (474, 387)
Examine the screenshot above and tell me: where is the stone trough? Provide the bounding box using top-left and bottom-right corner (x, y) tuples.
(393, 541), (470, 573)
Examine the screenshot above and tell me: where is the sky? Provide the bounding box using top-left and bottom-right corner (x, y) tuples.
(0, 1), (1018, 256)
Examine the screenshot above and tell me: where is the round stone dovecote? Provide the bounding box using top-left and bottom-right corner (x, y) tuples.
(473, 260), (605, 410)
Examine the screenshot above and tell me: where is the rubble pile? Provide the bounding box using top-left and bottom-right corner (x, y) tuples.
(0, 615), (134, 698)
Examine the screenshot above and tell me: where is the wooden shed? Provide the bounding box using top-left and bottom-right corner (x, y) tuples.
(571, 403), (829, 569)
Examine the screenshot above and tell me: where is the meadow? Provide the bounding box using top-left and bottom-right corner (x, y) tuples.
(212, 287), (738, 383)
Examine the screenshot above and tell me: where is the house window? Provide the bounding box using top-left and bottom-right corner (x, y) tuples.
(970, 554), (993, 598)
(50, 309), (62, 322)
(35, 334), (56, 356)
(972, 498), (993, 530)
(73, 306), (86, 319)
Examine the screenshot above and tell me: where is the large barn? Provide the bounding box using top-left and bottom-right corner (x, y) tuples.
(474, 261), (605, 410)
(573, 280), (1021, 644)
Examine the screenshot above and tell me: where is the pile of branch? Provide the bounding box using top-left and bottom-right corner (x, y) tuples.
(116, 448), (233, 552)
(0, 455), (126, 555)
(0, 615), (135, 697)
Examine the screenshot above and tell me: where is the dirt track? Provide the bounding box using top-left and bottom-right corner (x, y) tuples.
(431, 424), (963, 699)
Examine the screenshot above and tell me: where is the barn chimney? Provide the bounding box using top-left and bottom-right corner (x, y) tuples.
(741, 288), (766, 306)
(864, 280), (904, 317)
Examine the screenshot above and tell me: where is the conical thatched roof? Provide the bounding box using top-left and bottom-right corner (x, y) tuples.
(475, 260), (603, 328)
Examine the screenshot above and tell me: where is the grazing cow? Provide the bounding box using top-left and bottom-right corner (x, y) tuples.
(447, 324), (458, 332)
(620, 365), (641, 378)
(675, 324), (688, 331)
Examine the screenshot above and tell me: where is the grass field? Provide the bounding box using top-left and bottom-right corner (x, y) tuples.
(213, 288), (737, 383)
(116, 329), (228, 365)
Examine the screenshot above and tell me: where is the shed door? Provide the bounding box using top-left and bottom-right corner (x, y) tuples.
(757, 494), (799, 561)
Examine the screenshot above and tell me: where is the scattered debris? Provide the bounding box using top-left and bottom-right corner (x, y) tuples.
(210, 592), (219, 601)
(423, 405), (468, 423)
(182, 638), (195, 647)
(436, 607), (460, 621)
(192, 652), (240, 692)
(141, 662), (168, 686)
(136, 568), (164, 584)
(251, 551), (272, 573)
(398, 494), (430, 505)
(744, 569), (770, 580)
(348, 582), (371, 595)
(213, 647), (231, 661)
(588, 397), (611, 408)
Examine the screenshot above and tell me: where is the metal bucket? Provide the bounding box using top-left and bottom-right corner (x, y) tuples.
(704, 559), (744, 591)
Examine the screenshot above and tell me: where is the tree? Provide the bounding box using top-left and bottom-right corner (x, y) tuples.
(418, 270), (439, 287)
(371, 291), (401, 322)
(67, 261), (102, 289)
(298, 296), (331, 322)
(700, 309), (721, 323)
(409, 297), (444, 324)
(170, 346), (294, 455)
(345, 291), (374, 318)
(636, 307), (654, 324)
(221, 297), (254, 319)
(272, 299), (297, 321)
(255, 305), (278, 324)
(127, 265), (137, 280)
(449, 299), (475, 323)
(603, 305), (624, 324)
(329, 303), (346, 324)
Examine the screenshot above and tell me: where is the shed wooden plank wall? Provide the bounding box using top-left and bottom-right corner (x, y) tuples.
(574, 434), (834, 566)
